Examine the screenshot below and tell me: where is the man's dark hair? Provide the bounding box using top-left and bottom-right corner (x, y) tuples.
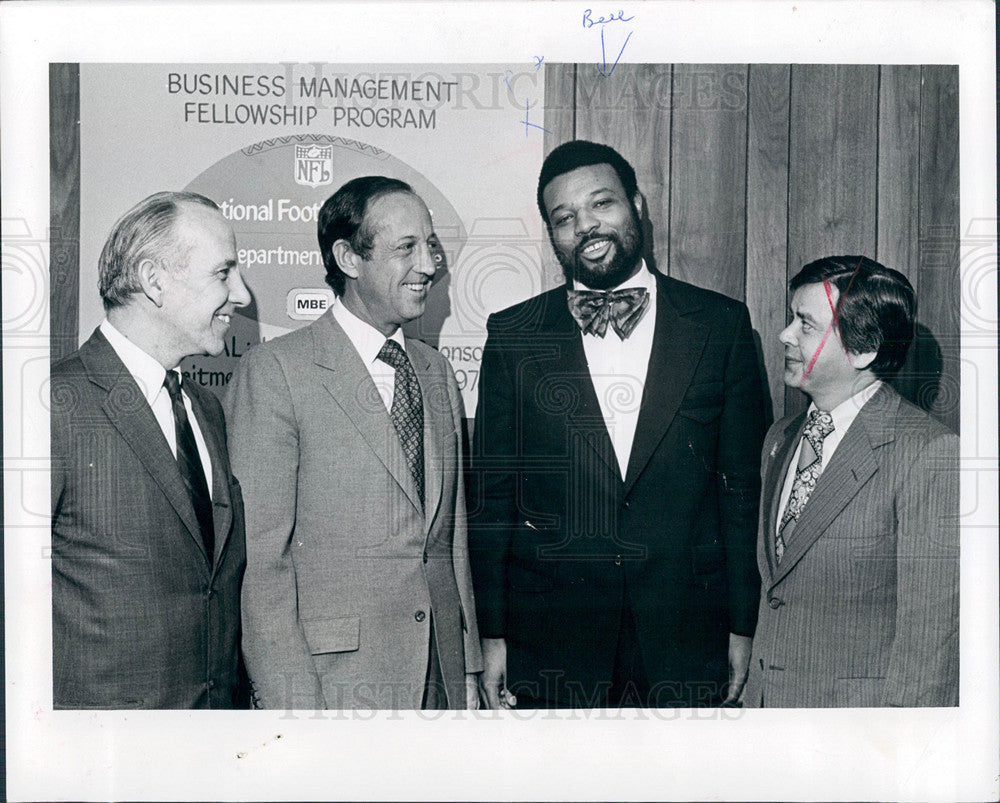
(791, 255), (917, 380)
(317, 176), (414, 296)
(536, 140), (639, 227)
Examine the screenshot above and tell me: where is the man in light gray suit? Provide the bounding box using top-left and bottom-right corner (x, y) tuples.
(744, 256), (959, 707)
(226, 176), (481, 710)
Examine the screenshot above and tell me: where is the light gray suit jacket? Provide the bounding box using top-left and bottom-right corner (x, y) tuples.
(225, 310), (481, 709)
(744, 384), (959, 707)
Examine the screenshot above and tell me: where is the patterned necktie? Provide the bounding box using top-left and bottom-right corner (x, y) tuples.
(567, 287), (650, 339)
(377, 340), (425, 508)
(163, 371), (215, 564)
(776, 409), (835, 562)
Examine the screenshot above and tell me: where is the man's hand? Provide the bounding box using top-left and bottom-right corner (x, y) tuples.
(465, 673), (481, 710)
(478, 637), (517, 709)
(724, 632), (753, 705)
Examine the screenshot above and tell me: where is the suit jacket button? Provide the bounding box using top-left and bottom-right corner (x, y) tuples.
(207, 679), (215, 689)
(414, 610), (426, 622)
(614, 555), (622, 566)
(768, 597), (783, 609)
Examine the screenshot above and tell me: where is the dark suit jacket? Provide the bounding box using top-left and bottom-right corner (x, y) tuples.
(51, 328), (247, 708)
(468, 272), (766, 706)
(744, 384), (960, 707)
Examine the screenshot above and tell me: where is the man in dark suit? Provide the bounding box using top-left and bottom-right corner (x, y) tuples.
(51, 191), (251, 708)
(743, 256), (959, 707)
(469, 140), (766, 708)
(226, 177), (481, 710)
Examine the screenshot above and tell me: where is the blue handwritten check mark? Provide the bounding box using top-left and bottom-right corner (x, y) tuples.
(583, 9), (635, 77)
(596, 28), (633, 77)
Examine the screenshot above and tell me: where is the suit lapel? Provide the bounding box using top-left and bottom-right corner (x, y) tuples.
(312, 312), (423, 514)
(408, 341), (443, 532)
(186, 386), (233, 568)
(544, 288), (620, 479)
(769, 386), (897, 585)
(761, 414), (806, 583)
(80, 330), (209, 563)
(624, 273), (710, 494)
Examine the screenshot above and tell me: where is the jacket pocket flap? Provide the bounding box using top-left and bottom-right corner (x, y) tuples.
(302, 616), (360, 655)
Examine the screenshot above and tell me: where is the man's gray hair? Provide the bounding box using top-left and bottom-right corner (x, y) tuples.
(98, 191), (220, 309)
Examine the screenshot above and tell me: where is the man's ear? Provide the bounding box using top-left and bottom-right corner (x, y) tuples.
(332, 240), (361, 279)
(137, 258), (166, 307)
(849, 350), (879, 371)
(632, 191), (645, 220)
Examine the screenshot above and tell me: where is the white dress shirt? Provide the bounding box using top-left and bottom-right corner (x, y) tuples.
(575, 262), (657, 478)
(99, 319), (213, 498)
(775, 380), (883, 533)
(331, 298), (407, 413)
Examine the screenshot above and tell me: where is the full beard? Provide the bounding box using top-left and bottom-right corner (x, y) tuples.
(553, 216), (644, 291)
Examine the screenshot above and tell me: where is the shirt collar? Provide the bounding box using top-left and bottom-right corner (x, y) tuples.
(100, 318), (173, 405)
(807, 379), (884, 435)
(331, 298), (406, 365)
(573, 259), (655, 297)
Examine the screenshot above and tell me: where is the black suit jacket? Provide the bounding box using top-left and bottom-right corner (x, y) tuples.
(468, 272), (766, 706)
(51, 329), (247, 708)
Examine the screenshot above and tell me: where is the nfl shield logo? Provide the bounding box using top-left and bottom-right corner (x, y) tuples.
(294, 144), (333, 188)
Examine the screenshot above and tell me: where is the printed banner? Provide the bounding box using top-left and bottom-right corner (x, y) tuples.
(78, 63), (558, 412)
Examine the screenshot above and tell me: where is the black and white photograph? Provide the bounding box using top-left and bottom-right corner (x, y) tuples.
(2, 1), (996, 800)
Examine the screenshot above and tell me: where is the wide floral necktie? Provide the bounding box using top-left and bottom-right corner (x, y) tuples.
(776, 409), (835, 562)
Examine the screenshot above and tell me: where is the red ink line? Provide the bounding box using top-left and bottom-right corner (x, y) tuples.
(799, 256), (866, 387)
(800, 318), (834, 385)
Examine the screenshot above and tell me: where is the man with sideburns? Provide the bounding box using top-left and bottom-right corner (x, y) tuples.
(468, 140), (767, 708)
(743, 256), (959, 707)
(226, 176), (481, 710)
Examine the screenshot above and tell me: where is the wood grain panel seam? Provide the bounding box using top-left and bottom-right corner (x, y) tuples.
(742, 64), (751, 302)
(874, 65), (882, 262)
(571, 64), (577, 140)
(915, 65), (924, 302)
(665, 64), (674, 277)
(784, 65), (793, 284)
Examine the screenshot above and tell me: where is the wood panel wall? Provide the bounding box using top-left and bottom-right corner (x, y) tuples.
(48, 63), (960, 432)
(49, 63), (81, 363)
(543, 63), (960, 432)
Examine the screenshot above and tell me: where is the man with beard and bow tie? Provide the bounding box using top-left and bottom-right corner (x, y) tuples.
(468, 140), (767, 708)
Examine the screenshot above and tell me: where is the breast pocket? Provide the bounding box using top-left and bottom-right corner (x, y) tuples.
(676, 381), (724, 423)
